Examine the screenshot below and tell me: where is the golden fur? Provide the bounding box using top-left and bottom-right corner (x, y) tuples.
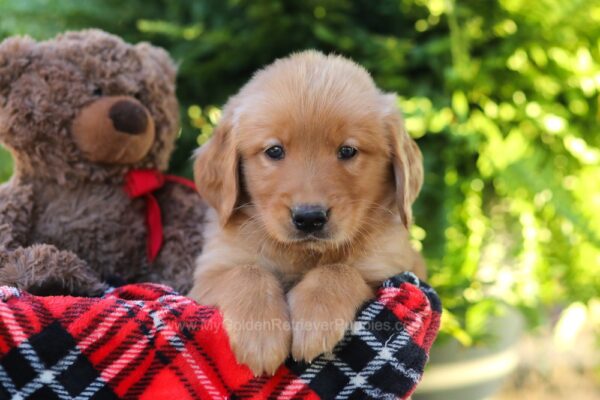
(189, 51), (425, 375)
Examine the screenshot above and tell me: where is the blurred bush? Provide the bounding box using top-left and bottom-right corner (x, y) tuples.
(1, 0), (599, 344)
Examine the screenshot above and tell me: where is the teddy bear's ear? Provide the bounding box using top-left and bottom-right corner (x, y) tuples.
(0, 36), (35, 103)
(134, 43), (176, 84)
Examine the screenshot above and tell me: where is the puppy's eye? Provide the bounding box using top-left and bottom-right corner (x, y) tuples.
(265, 145), (285, 160)
(92, 87), (103, 97)
(338, 145), (358, 160)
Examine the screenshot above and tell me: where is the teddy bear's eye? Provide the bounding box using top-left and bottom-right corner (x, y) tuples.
(92, 87), (103, 97)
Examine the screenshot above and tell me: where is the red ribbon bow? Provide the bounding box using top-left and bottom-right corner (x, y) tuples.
(124, 169), (197, 262)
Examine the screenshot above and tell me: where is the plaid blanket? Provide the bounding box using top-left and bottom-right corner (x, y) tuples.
(0, 272), (440, 400)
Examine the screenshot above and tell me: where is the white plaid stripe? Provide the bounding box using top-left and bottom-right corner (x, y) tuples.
(0, 364), (18, 398)
(382, 272), (419, 289)
(0, 286), (21, 300)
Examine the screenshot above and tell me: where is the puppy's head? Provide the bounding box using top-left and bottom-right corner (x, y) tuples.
(195, 51), (423, 249)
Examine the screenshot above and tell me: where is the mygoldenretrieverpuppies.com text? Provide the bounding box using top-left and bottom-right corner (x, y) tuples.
(175, 319), (407, 334)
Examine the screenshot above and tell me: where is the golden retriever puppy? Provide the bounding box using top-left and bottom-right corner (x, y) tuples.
(189, 50), (425, 376)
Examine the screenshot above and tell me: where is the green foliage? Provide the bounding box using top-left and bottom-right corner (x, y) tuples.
(1, 0), (599, 344)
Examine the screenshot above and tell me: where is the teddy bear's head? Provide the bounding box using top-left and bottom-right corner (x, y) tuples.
(0, 29), (179, 184)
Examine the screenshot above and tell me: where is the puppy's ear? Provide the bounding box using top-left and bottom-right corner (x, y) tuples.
(0, 36), (35, 104)
(194, 114), (240, 226)
(382, 94), (424, 227)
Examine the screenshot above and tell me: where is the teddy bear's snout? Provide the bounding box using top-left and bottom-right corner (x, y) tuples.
(109, 100), (149, 135)
(72, 96), (156, 164)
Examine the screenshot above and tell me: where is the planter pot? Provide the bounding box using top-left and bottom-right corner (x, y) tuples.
(414, 306), (523, 400)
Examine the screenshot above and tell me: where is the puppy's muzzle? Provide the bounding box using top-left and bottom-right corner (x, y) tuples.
(291, 204), (329, 233)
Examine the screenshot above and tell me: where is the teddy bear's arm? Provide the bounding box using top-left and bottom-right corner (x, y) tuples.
(0, 182), (107, 295)
(0, 244), (108, 295)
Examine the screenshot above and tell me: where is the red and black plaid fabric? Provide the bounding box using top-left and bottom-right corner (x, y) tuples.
(0, 272), (440, 400)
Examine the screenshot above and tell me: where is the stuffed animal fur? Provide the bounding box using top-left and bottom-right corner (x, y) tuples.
(0, 29), (206, 295)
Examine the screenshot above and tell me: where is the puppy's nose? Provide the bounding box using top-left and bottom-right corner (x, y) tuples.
(291, 205), (328, 233)
(109, 100), (149, 135)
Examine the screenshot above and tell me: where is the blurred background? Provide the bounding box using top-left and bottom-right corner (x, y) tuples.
(1, 0), (599, 398)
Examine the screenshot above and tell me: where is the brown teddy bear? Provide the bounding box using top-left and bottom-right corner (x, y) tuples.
(0, 30), (206, 295)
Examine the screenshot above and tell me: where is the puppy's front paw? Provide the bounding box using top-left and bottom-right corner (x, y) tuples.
(288, 288), (351, 363)
(288, 265), (373, 363)
(188, 265), (292, 375)
(222, 302), (291, 376)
